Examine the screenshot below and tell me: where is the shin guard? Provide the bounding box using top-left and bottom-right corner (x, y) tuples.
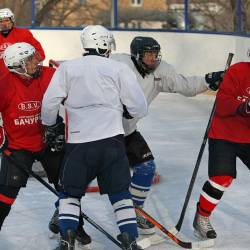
(109, 191), (138, 238)
(130, 160), (156, 206)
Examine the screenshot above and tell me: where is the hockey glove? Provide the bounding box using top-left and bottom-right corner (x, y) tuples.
(236, 98), (250, 117)
(123, 105), (133, 119)
(205, 71), (224, 91)
(0, 126), (8, 153)
(44, 116), (65, 152)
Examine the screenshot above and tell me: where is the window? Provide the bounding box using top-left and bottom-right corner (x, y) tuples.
(131, 0), (143, 7)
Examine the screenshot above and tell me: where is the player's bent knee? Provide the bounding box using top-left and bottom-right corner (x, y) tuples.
(0, 162), (29, 187)
(108, 190), (132, 204)
(133, 160), (156, 176)
(210, 175), (233, 188)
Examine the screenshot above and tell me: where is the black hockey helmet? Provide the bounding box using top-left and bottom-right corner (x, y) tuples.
(130, 36), (161, 74)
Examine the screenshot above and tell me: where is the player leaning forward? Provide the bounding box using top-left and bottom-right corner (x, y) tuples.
(110, 37), (223, 234)
(0, 42), (62, 231)
(41, 25), (148, 250)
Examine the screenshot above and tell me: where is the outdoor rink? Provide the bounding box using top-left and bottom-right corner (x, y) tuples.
(1, 93), (250, 250)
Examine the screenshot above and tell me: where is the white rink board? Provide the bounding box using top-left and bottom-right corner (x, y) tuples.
(32, 29), (250, 76)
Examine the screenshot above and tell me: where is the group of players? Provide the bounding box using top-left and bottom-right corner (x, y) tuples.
(0, 6), (250, 250)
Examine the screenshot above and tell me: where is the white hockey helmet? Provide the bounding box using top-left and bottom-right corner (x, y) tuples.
(0, 8), (15, 22)
(3, 42), (36, 76)
(80, 25), (116, 57)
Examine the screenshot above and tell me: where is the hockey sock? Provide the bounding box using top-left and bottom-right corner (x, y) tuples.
(198, 175), (233, 216)
(58, 193), (80, 237)
(130, 160), (156, 206)
(108, 191), (138, 238)
(0, 186), (19, 230)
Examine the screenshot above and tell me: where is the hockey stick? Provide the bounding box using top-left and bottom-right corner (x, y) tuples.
(3, 149), (124, 249)
(135, 206), (215, 249)
(171, 52), (234, 234)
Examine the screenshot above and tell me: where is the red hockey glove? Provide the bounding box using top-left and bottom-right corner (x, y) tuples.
(237, 98), (250, 117)
(0, 126), (8, 153)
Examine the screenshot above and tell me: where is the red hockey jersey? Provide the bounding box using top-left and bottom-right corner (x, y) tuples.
(209, 62), (250, 143)
(0, 67), (55, 151)
(0, 27), (45, 74)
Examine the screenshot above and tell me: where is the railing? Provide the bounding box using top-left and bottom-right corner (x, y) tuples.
(1, 0), (248, 36)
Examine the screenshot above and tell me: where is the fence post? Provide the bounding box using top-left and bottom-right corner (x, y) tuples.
(236, 0), (243, 33)
(111, 0), (118, 29)
(184, 0), (189, 31)
(31, 0), (36, 28)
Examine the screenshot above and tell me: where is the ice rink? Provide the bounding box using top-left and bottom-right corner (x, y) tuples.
(1, 93), (250, 250)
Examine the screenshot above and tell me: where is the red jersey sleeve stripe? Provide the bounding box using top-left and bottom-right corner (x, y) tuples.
(0, 193), (15, 205)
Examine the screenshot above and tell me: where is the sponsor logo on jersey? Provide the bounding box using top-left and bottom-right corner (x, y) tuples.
(18, 101), (41, 112)
(0, 42), (12, 59)
(237, 95), (248, 102)
(142, 152), (152, 159)
(14, 114), (40, 126)
(154, 77), (161, 81)
(246, 87), (250, 95)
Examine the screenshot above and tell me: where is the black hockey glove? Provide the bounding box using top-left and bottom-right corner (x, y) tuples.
(123, 105), (133, 119)
(236, 98), (250, 117)
(205, 71), (224, 91)
(0, 126), (8, 153)
(43, 116), (65, 152)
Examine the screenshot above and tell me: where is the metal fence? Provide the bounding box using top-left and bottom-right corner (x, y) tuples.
(0, 0), (248, 35)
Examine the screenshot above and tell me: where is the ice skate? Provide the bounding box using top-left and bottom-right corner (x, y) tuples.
(76, 226), (92, 249)
(54, 229), (76, 250)
(49, 208), (92, 248)
(117, 231), (142, 250)
(49, 208), (60, 239)
(193, 210), (217, 239)
(135, 209), (155, 235)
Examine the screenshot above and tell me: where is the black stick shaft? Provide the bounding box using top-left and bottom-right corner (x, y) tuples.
(175, 53), (234, 231)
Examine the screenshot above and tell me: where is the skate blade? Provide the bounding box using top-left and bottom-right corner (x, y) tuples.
(77, 242), (91, 250)
(137, 234), (165, 249)
(193, 230), (215, 241)
(147, 234), (165, 245)
(138, 227), (156, 235)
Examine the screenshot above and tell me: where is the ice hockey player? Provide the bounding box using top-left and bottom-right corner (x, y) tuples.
(0, 42), (90, 246)
(0, 8), (45, 74)
(110, 36), (224, 235)
(41, 25), (148, 250)
(193, 61), (250, 239)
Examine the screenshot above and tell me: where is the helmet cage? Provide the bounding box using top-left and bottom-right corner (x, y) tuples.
(140, 49), (162, 73)
(131, 37), (161, 74)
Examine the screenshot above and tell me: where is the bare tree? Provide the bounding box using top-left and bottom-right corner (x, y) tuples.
(0, 0), (32, 26)
(189, 0), (250, 33)
(36, 0), (112, 27)
(1, 0), (250, 33)
(0, 0), (111, 27)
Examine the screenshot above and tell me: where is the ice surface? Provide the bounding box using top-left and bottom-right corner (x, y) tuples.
(1, 93), (250, 249)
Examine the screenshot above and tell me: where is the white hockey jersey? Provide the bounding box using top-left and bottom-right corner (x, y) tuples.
(110, 53), (209, 136)
(41, 55), (148, 143)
